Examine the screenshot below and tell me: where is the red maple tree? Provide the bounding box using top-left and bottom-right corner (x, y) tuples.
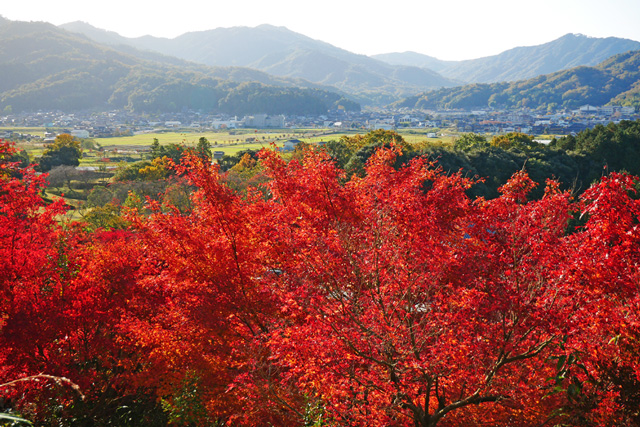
(3, 139), (639, 426)
(122, 146), (640, 425)
(251, 148), (578, 425)
(1, 141), (161, 424)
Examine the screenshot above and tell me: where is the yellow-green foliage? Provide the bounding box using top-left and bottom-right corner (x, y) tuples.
(139, 157), (171, 180)
(490, 132), (538, 149)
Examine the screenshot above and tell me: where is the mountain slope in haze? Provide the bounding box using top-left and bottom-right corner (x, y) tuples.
(370, 51), (454, 74)
(394, 49), (640, 111)
(0, 19), (359, 114)
(43, 21), (347, 93)
(374, 34), (640, 84)
(60, 22), (460, 104)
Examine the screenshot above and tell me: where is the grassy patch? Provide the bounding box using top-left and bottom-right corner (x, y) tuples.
(11, 128), (457, 168)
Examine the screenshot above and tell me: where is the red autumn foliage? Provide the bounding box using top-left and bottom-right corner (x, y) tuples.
(252, 150), (576, 426)
(0, 140), (160, 423)
(1, 139), (640, 426)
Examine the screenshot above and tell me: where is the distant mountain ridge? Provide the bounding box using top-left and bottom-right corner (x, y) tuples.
(60, 22), (460, 105)
(61, 22), (640, 106)
(370, 51), (455, 75)
(393, 49), (640, 111)
(374, 34), (640, 84)
(4, 17), (640, 114)
(0, 19), (359, 114)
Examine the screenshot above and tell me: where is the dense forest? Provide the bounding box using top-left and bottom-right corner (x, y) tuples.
(2, 120), (640, 426)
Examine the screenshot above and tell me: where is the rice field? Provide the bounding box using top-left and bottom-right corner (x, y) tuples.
(5, 127), (456, 166)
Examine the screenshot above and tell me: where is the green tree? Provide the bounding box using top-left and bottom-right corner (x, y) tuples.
(149, 138), (163, 160)
(147, 138), (184, 165)
(196, 137), (212, 161)
(453, 133), (489, 151)
(341, 130), (414, 178)
(218, 150), (260, 172)
(553, 120), (640, 176)
(490, 132), (540, 150)
(38, 134), (82, 171)
(322, 140), (352, 169)
(83, 202), (128, 230)
(163, 144), (185, 165)
(80, 138), (99, 151)
(340, 129), (409, 152)
(113, 161), (152, 182)
(86, 186), (116, 208)
(139, 157), (171, 180)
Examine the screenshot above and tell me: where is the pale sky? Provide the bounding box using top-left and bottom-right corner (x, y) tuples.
(2, 0), (640, 60)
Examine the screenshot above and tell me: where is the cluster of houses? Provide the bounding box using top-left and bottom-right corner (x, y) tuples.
(451, 105), (639, 134)
(1, 105), (638, 142)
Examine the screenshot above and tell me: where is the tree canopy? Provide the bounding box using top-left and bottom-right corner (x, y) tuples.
(1, 138), (640, 426)
(37, 133), (82, 171)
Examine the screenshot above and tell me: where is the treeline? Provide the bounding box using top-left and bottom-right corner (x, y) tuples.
(2, 63), (360, 114)
(300, 120), (640, 200)
(95, 120), (640, 209)
(395, 50), (640, 110)
(42, 121), (640, 235)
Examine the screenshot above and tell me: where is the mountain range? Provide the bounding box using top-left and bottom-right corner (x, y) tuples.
(2, 15), (640, 114)
(393, 49), (640, 111)
(59, 22), (459, 105)
(0, 18), (359, 114)
(373, 34), (640, 84)
(60, 22), (640, 97)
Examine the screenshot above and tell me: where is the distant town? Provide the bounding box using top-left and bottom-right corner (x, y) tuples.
(1, 105), (638, 143)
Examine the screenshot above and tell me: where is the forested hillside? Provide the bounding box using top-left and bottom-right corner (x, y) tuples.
(0, 20), (359, 114)
(395, 49), (640, 110)
(61, 22), (460, 105)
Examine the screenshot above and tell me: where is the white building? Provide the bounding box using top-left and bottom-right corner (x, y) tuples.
(242, 114), (285, 128)
(212, 118), (240, 129)
(71, 129), (90, 138)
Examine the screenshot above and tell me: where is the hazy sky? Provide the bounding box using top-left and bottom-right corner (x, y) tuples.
(3, 0), (640, 60)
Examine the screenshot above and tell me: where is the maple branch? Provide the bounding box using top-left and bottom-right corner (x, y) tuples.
(319, 174), (338, 221)
(429, 392), (505, 426)
(0, 374), (85, 400)
(263, 368), (306, 420)
(217, 201), (269, 335)
(327, 321), (395, 369)
(415, 335), (557, 426)
(424, 376), (435, 419)
(486, 335), (556, 387)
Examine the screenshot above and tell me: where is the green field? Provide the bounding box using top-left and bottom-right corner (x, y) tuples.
(0, 127), (48, 136)
(95, 129), (361, 147)
(2, 127), (456, 218)
(93, 129), (453, 149)
(5, 127), (456, 166)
